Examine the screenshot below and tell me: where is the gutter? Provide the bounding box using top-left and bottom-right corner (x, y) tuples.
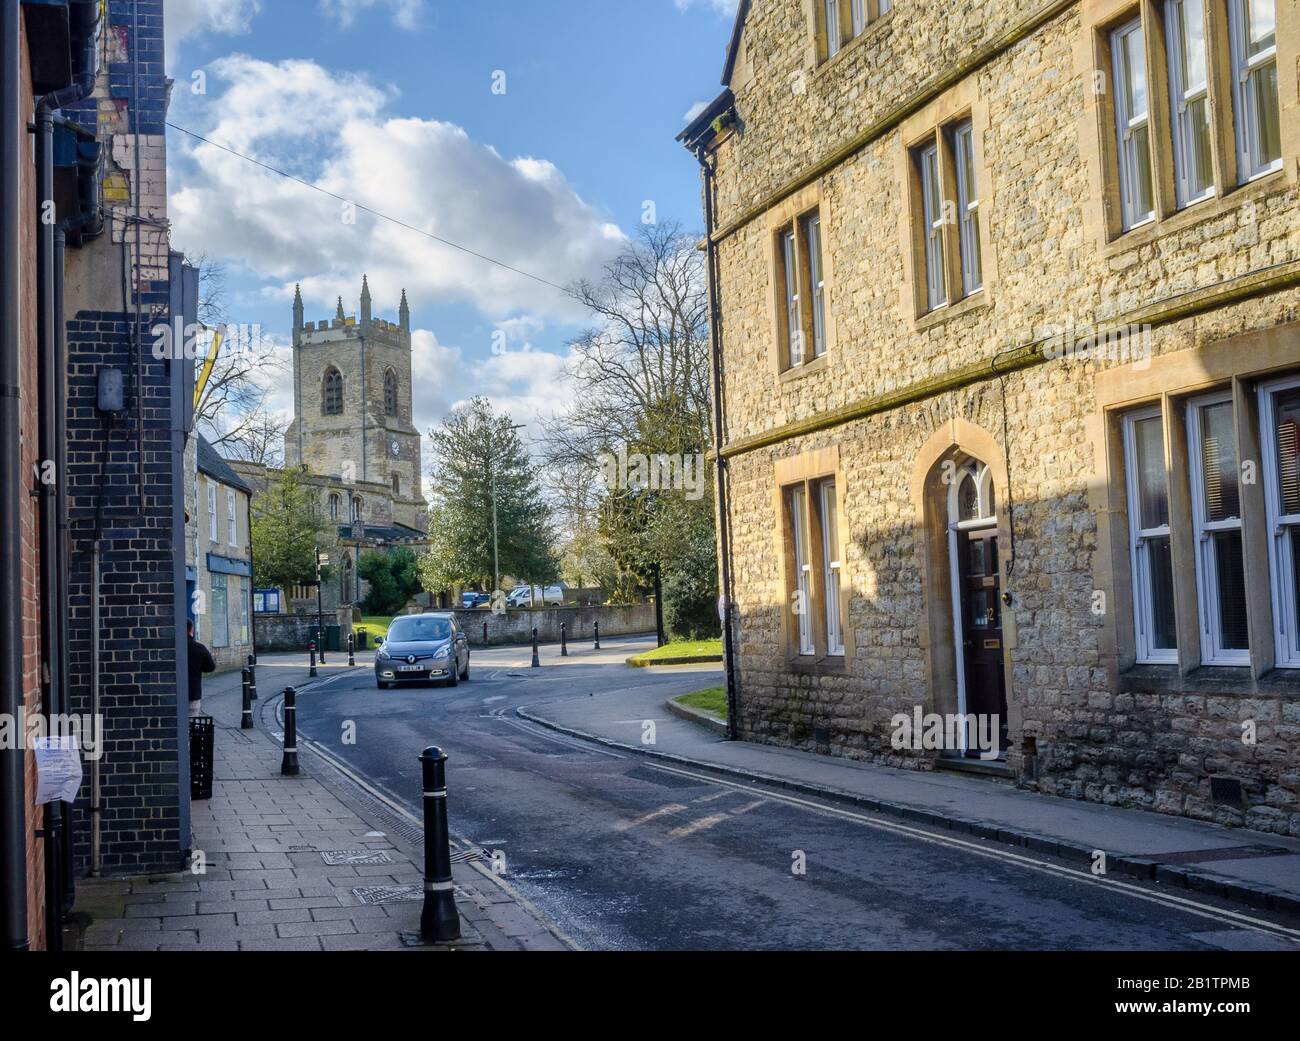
(1, 0), (29, 952)
(695, 144), (742, 742)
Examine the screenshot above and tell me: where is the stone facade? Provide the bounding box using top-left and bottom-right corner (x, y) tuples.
(685, 1), (1300, 834)
(284, 278), (426, 532)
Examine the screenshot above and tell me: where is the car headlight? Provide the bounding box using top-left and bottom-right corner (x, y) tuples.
(376, 648), (390, 661)
(433, 648), (450, 661)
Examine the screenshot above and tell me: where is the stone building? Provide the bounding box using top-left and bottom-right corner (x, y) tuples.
(285, 277), (426, 532)
(681, 0), (1300, 834)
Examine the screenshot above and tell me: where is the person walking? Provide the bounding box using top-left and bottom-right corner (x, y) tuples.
(187, 619), (216, 715)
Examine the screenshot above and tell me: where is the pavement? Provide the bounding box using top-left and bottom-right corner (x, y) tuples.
(518, 673), (1300, 917)
(68, 657), (569, 952)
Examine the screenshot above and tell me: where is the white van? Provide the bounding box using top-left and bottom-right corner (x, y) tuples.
(506, 584), (566, 608)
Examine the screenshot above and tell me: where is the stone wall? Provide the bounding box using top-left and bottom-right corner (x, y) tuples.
(454, 605), (657, 647)
(703, 1), (1300, 834)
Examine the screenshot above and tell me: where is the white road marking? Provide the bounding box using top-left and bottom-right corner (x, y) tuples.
(615, 803), (688, 832)
(483, 696), (507, 703)
(667, 814), (730, 839)
(643, 762), (1300, 944)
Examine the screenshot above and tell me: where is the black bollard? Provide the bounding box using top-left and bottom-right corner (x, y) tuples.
(281, 687), (300, 776)
(482, 620), (488, 646)
(531, 627), (540, 668)
(419, 746), (461, 943)
(247, 655), (258, 700)
(593, 621), (600, 650)
(241, 668), (254, 730)
(309, 640), (318, 678)
(561, 622), (568, 657)
(347, 631), (356, 667)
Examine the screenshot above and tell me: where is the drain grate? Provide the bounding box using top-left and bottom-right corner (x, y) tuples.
(320, 849), (394, 866)
(352, 884), (422, 905)
(451, 848), (487, 864)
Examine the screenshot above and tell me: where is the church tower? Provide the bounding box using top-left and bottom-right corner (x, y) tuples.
(284, 278), (425, 530)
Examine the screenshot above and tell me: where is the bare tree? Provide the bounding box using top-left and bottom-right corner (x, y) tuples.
(189, 253), (289, 457)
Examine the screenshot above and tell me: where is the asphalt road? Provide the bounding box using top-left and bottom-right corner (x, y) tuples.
(287, 635), (1300, 951)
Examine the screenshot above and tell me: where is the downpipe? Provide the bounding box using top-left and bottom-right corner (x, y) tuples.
(1, 0), (30, 951)
(695, 143), (741, 741)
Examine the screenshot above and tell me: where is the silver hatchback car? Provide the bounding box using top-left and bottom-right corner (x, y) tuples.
(374, 614), (470, 689)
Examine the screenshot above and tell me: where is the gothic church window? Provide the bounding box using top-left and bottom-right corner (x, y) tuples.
(329, 493), (340, 522)
(384, 368), (399, 416)
(323, 367), (344, 415)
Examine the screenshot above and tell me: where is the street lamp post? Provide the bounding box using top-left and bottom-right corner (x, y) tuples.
(315, 546), (328, 664)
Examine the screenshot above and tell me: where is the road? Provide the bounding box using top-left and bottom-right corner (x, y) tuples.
(285, 634), (1300, 951)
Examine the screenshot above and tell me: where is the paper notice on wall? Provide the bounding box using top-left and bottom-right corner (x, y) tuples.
(33, 736), (83, 805)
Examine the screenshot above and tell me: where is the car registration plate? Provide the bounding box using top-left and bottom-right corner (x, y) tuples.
(399, 664), (425, 672)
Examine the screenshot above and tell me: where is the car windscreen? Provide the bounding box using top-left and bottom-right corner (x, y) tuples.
(386, 617), (452, 643)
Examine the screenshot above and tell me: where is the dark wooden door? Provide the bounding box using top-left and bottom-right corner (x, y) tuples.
(957, 528), (1008, 757)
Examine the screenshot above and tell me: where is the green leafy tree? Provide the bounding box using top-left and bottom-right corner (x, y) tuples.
(357, 547), (425, 615)
(250, 467), (336, 590)
(419, 398), (558, 595)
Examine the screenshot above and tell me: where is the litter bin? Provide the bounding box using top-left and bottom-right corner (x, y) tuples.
(190, 715), (214, 801)
(356, 629), (368, 650)
(325, 623), (341, 652)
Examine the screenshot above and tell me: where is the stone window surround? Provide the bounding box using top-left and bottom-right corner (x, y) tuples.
(811, 0), (896, 70)
(766, 182), (838, 381)
(908, 419), (1021, 739)
(1090, 320), (1300, 693)
(1076, 0), (1299, 252)
(772, 445), (855, 672)
(895, 78), (997, 328)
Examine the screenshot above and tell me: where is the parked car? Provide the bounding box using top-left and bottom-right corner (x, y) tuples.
(460, 591), (490, 609)
(374, 613), (470, 689)
(505, 584), (566, 608)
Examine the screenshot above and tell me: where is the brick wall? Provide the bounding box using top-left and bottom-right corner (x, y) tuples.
(60, 0), (187, 876)
(17, 14), (47, 952)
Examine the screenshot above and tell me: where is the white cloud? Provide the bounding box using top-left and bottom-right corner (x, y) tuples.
(683, 100), (710, 124)
(163, 0), (261, 65)
(673, 0), (739, 14)
(318, 0), (425, 29)
(169, 55), (624, 326)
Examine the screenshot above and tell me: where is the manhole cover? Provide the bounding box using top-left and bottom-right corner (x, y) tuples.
(320, 849), (394, 866)
(353, 884), (422, 905)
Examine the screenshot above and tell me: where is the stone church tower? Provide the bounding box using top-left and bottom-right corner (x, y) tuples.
(284, 277), (425, 530)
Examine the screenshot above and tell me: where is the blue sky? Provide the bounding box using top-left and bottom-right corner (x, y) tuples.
(162, 0), (737, 445)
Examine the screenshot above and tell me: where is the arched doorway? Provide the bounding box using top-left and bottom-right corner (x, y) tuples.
(946, 458), (1008, 757)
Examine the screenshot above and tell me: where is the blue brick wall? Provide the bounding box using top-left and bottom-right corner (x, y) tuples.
(61, 0), (187, 876)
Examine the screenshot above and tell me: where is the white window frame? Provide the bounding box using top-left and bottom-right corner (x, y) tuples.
(1165, 0), (1216, 208)
(804, 213), (826, 359)
(824, 0), (842, 58)
(918, 141), (946, 312)
(878, 0), (891, 13)
(790, 486), (815, 656)
(1123, 407), (1178, 664)
(819, 480), (844, 657)
(1258, 375), (1300, 668)
(1112, 18), (1156, 231)
(781, 228), (803, 365)
(207, 483), (217, 543)
(1187, 391), (1249, 665)
(953, 120), (983, 297)
(1228, 0), (1281, 182)
(227, 489), (237, 547)
(851, 0), (867, 36)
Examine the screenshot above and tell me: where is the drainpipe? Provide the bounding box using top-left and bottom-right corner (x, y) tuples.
(695, 142), (741, 741)
(53, 224), (75, 914)
(35, 1), (99, 949)
(1, 0), (29, 951)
